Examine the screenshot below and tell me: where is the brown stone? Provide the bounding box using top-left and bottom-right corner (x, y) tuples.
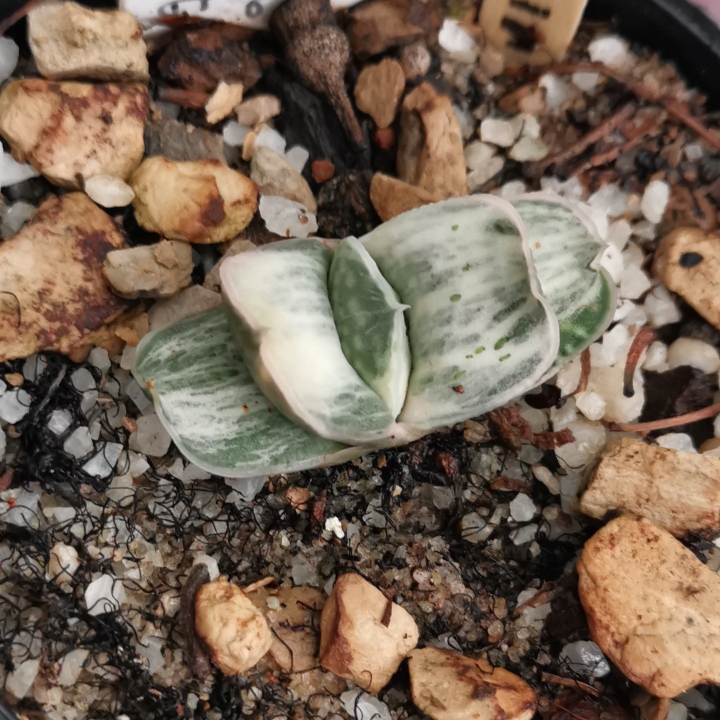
(409, 648), (537, 720)
(399, 41), (431, 79)
(130, 157), (258, 244)
(653, 226), (720, 330)
(369, 172), (437, 221)
(577, 515), (720, 697)
(0, 80), (147, 189)
(354, 58), (406, 129)
(250, 146), (316, 212)
(579, 437), (720, 537)
(319, 573), (419, 693)
(375, 127), (395, 150)
(0, 193), (129, 362)
(236, 95), (281, 127)
(311, 159), (335, 184)
(398, 83), (467, 199)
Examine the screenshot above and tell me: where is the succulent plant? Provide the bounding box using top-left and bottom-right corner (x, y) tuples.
(133, 193), (616, 478)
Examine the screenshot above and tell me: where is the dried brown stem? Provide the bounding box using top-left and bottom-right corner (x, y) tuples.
(158, 87), (210, 109)
(574, 348), (591, 395)
(0, 0), (44, 36)
(541, 672), (602, 698)
(538, 104), (636, 174)
(623, 326), (656, 398)
(243, 576), (275, 593)
(610, 401), (720, 433)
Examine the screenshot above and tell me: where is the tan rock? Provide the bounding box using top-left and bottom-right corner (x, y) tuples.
(250, 146), (316, 213)
(144, 118), (226, 163)
(194, 577), (272, 676)
(577, 515), (720, 697)
(398, 83), (467, 199)
(347, 0), (426, 55)
(147, 285), (222, 331)
(653, 227), (720, 331)
(203, 239), (256, 293)
(399, 41), (431, 80)
(250, 586), (324, 672)
(369, 172), (437, 221)
(354, 58), (406, 129)
(579, 437), (720, 537)
(0, 80), (147, 189)
(205, 81), (244, 125)
(408, 648), (537, 720)
(130, 157), (257, 244)
(236, 95), (281, 128)
(103, 241), (193, 299)
(319, 572), (419, 693)
(28, 1), (148, 82)
(0, 193), (129, 362)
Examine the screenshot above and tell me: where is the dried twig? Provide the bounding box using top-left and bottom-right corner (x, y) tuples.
(243, 576), (275, 594)
(623, 326), (656, 398)
(610, 401), (720, 433)
(538, 104), (636, 174)
(541, 672), (602, 698)
(157, 87), (210, 109)
(574, 348), (591, 395)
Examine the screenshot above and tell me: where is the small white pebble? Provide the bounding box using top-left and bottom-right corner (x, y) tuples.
(193, 553), (219, 581)
(575, 391), (606, 421)
(572, 71), (599, 92)
(324, 516), (345, 539)
(0, 36), (19, 84)
(588, 35), (629, 67)
(588, 184), (628, 218)
(498, 180), (527, 200)
(684, 143), (705, 162)
(539, 73), (568, 110)
(667, 337), (720, 374)
(85, 574), (125, 615)
(643, 341), (668, 372)
(619, 264), (652, 300)
(285, 145), (309, 173)
(713, 413), (720, 439)
(85, 175), (134, 208)
(259, 195), (318, 239)
(254, 125), (286, 155)
(438, 19), (475, 54)
(480, 117), (518, 147)
(508, 135), (549, 162)
(0, 148), (39, 189)
(222, 121), (251, 147)
(607, 219), (632, 251)
(464, 140), (496, 171)
(656, 433), (696, 453)
(644, 284), (682, 328)
(509, 493), (536, 522)
(640, 179), (670, 223)
(599, 244), (623, 283)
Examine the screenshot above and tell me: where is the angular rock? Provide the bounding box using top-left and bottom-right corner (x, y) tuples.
(369, 172), (436, 221)
(654, 227), (720, 331)
(236, 95), (281, 127)
(48, 542), (80, 584)
(408, 648), (537, 720)
(250, 586), (324, 672)
(577, 515), (720, 697)
(205, 81), (244, 125)
(319, 573), (419, 693)
(103, 241), (193, 299)
(130, 157), (257, 244)
(354, 58), (406, 129)
(400, 41), (431, 79)
(84, 175), (134, 208)
(0, 80), (147, 189)
(579, 437), (720, 537)
(251, 145), (316, 213)
(398, 83), (467, 199)
(195, 577), (273, 676)
(0, 193), (129, 362)
(147, 285), (223, 331)
(144, 118), (225, 163)
(28, 2), (149, 82)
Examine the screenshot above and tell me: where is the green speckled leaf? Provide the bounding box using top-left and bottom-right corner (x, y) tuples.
(329, 237), (410, 418)
(514, 193), (617, 363)
(220, 238), (396, 445)
(361, 195), (559, 432)
(133, 307), (360, 478)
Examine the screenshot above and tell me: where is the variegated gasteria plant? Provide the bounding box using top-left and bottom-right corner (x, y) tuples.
(133, 192), (616, 478)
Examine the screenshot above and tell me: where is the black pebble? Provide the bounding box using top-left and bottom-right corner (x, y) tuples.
(680, 252), (704, 268)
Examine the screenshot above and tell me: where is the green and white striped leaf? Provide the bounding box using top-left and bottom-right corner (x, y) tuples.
(329, 237), (411, 418)
(361, 195), (560, 432)
(133, 307), (360, 478)
(513, 192), (616, 363)
(220, 238), (397, 445)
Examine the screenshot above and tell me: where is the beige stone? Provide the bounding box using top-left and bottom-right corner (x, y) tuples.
(319, 573), (419, 693)
(369, 172), (437, 221)
(354, 58), (406, 129)
(0, 80), (147, 189)
(250, 146), (316, 213)
(408, 648), (537, 720)
(399, 42), (431, 80)
(147, 285), (223, 331)
(194, 577), (272, 676)
(398, 83), (467, 199)
(103, 241), (193, 299)
(577, 515), (720, 697)
(653, 227), (720, 331)
(250, 586), (324, 672)
(579, 437), (720, 537)
(0, 193), (129, 362)
(236, 95), (281, 128)
(28, 2), (148, 82)
(205, 82), (244, 125)
(348, 0), (426, 55)
(130, 157), (257, 244)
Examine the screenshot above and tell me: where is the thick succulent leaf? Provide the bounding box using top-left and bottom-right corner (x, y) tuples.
(361, 195), (559, 432)
(133, 307), (361, 478)
(514, 192), (617, 363)
(220, 238), (396, 445)
(329, 236), (411, 418)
